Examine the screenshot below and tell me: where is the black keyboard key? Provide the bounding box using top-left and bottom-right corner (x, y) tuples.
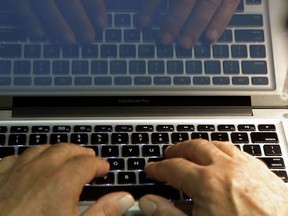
(118, 172), (136, 184)
(122, 145), (140, 157)
(229, 14), (263, 27)
(197, 125), (215, 131)
(259, 158), (285, 169)
(258, 124), (276, 131)
(71, 133), (88, 145)
(29, 134), (48, 145)
(142, 145), (161, 157)
(8, 134), (27, 145)
(246, 0), (262, 4)
(62, 45), (79, 58)
(231, 45), (248, 58)
(156, 125), (174, 132)
(250, 45), (266, 58)
(151, 133), (169, 144)
(74, 126), (92, 133)
(107, 158), (125, 170)
(264, 145), (282, 156)
(177, 125), (194, 132)
(72, 61), (89, 75)
(231, 133), (249, 143)
(205, 61), (221, 74)
(101, 45), (117, 58)
(0, 126), (7, 133)
(171, 133), (189, 144)
(115, 14), (131, 27)
(0, 60), (11, 75)
(82, 45), (98, 58)
(139, 45), (155, 58)
(218, 30), (233, 42)
(53, 126), (71, 133)
(50, 134), (68, 144)
(33, 61), (50, 75)
(53, 61), (69, 75)
(238, 124), (256, 131)
(124, 29), (140, 42)
(24, 44), (41, 58)
(176, 46), (192, 58)
(218, 125), (236, 131)
(251, 132), (279, 143)
(131, 133), (149, 144)
(136, 125), (154, 132)
(157, 45), (174, 58)
(106, 29), (122, 42)
(191, 133), (209, 140)
(223, 61), (240, 74)
(167, 61), (184, 74)
(115, 125), (133, 132)
(0, 147), (15, 158)
(14, 61), (31, 75)
(211, 133), (229, 141)
(0, 135), (5, 145)
(80, 185), (181, 201)
(95, 126), (113, 132)
(242, 61), (267, 74)
(44, 45), (61, 58)
(120, 45), (136, 58)
(32, 126), (50, 133)
(128, 158), (146, 170)
(91, 61), (108, 75)
(10, 126), (29, 133)
(213, 45), (229, 58)
(95, 172), (115, 185)
(101, 145), (119, 157)
(235, 30), (264, 42)
(91, 133), (109, 145)
(148, 61), (165, 74)
(111, 133), (129, 144)
(194, 45), (211, 58)
(243, 145), (262, 156)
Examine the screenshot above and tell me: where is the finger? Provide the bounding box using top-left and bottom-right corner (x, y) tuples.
(82, 0), (108, 30)
(13, 144), (51, 168)
(165, 139), (227, 165)
(81, 192), (134, 216)
(139, 0), (163, 28)
(139, 194), (187, 216)
(38, 143), (96, 168)
(0, 155), (18, 174)
(179, 0), (222, 48)
(144, 158), (200, 198)
(211, 141), (244, 159)
(56, 0), (95, 43)
(31, 0), (76, 43)
(205, 0), (240, 42)
(55, 155), (109, 196)
(159, 0), (197, 45)
(9, 0), (45, 38)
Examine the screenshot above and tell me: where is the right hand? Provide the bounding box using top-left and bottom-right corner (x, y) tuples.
(9, 0), (107, 43)
(140, 140), (288, 216)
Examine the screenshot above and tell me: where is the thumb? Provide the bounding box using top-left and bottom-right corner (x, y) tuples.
(139, 194), (188, 216)
(81, 192), (134, 216)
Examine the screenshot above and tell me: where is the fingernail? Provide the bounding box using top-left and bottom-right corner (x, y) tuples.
(139, 197), (157, 216)
(160, 33), (173, 45)
(179, 36), (193, 49)
(207, 30), (218, 43)
(117, 194), (135, 214)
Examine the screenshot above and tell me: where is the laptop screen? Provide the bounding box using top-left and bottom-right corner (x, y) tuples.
(0, 0), (287, 109)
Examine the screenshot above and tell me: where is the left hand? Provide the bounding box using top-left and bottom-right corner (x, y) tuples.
(0, 143), (134, 216)
(139, 0), (240, 48)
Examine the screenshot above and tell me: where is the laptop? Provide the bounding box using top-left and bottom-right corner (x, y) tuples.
(0, 0), (287, 214)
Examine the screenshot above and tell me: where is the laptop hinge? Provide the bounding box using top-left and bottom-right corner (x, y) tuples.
(12, 96), (253, 117)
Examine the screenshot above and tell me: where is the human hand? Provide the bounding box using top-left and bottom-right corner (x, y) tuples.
(9, 0), (107, 43)
(139, 0), (240, 48)
(139, 140), (288, 216)
(0, 143), (134, 216)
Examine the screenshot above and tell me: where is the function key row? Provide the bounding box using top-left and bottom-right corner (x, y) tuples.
(0, 124), (277, 134)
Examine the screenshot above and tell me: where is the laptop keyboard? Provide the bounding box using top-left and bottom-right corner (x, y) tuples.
(0, 0), (275, 94)
(0, 120), (287, 200)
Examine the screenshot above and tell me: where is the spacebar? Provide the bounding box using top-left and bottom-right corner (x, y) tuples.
(80, 185), (181, 201)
